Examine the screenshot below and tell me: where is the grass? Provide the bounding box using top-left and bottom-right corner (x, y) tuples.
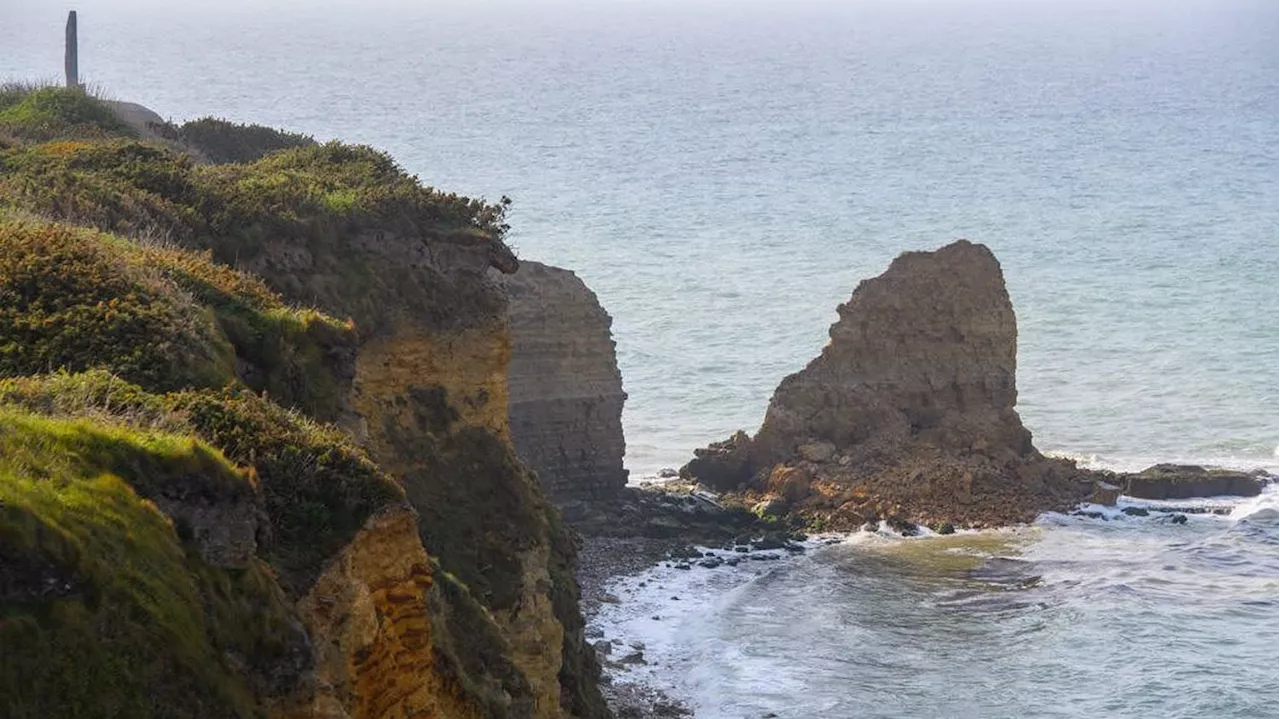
(0, 219), (357, 418)
(0, 407), (302, 718)
(0, 371), (406, 599)
(0, 83), (136, 142)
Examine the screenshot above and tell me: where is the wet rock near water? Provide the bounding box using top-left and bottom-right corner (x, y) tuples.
(1119, 464), (1270, 500)
(563, 479), (778, 548)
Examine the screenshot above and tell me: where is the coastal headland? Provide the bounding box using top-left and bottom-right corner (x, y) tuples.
(0, 86), (1270, 719)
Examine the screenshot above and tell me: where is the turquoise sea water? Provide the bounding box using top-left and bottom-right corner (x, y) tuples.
(3, 1), (1276, 716)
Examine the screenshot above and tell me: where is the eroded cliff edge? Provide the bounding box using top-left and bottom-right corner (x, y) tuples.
(682, 240), (1098, 528)
(505, 261), (628, 508)
(0, 86), (608, 718)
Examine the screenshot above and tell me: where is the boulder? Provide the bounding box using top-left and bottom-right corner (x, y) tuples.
(766, 465), (813, 504)
(680, 430), (754, 490)
(1090, 480), (1122, 506)
(1121, 464), (1265, 500)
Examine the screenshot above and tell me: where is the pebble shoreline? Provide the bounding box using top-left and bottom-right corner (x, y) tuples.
(576, 536), (696, 718)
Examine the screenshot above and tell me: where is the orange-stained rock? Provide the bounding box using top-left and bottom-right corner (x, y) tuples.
(351, 323), (572, 719)
(766, 465), (812, 504)
(280, 506), (481, 719)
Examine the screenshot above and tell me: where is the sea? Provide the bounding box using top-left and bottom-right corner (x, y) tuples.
(3, 0), (1276, 716)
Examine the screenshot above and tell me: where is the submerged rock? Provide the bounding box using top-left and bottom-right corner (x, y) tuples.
(1121, 464), (1265, 500)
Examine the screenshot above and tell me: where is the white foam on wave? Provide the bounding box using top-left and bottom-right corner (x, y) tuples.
(1227, 482), (1279, 521)
(587, 530), (884, 709)
(1045, 450), (1279, 476)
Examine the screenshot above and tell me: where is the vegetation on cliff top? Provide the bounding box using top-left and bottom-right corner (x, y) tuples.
(0, 85), (606, 717)
(0, 407), (302, 718)
(153, 116), (316, 164)
(0, 219), (355, 418)
(0, 371), (404, 598)
(0, 83), (136, 142)
(2, 125), (512, 333)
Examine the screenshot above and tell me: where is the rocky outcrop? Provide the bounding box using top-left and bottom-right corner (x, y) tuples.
(152, 494), (261, 569)
(505, 261), (628, 505)
(0, 92), (609, 718)
(284, 506), (475, 719)
(241, 198), (607, 716)
(682, 240), (1094, 527)
(1120, 464), (1268, 500)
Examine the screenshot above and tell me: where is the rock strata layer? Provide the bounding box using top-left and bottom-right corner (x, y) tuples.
(682, 240), (1095, 527)
(505, 260), (628, 504)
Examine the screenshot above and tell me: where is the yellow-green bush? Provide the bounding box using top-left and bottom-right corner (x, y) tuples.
(0, 221), (236, 391)
(0, 220), (356, 418)
(0, 84), (135, 142)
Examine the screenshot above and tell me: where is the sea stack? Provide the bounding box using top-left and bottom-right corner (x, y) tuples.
(682, 240), (1093, 527)
(505, 261), (629, 508)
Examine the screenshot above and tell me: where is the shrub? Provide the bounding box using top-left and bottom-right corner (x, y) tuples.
(0, 219), (356, 417)
(0, 221), (236, 391)
(153, 117), (316, 164)
(0, 84), (135, 142)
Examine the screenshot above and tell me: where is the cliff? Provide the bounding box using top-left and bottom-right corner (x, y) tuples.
(505, 261), (628, 506)
(0, 86), (607, 718)
(683, 240), (1095, 528)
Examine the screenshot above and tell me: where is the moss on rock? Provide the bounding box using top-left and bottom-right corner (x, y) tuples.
(0, 372), (403, 599)
(0, 407), (304, 719)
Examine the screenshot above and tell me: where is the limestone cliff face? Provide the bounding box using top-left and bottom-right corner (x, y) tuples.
(351, 321), (566, 719)
(244, 216), (607, 717)
(683, 240), (1092, 527)
(504, 261), (628, 504)
(283, 506), (478, 719)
